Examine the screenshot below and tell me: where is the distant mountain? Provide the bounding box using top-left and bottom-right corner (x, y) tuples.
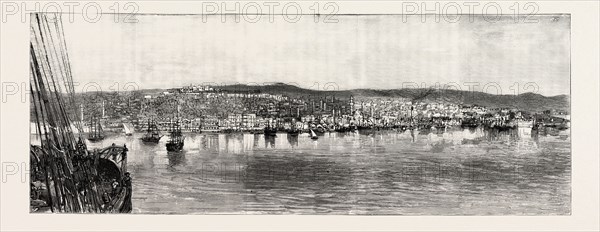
(215, 83), (569, 112)
(111, 83), (568, 113)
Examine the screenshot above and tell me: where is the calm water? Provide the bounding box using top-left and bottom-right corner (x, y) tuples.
(79, 127), (570, 215)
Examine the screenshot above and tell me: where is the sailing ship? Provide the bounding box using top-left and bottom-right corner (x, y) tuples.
(141, 119), (162, 143)
(286, 119), (301, 136)
(264, 119), (277, 137)
(88, 115), (105, 142)
(166, 118), (184, 152)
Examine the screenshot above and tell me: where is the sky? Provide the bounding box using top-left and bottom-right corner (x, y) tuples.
(60, 14), (570, 96)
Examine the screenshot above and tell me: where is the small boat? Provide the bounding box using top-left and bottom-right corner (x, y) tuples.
(166, 118), (184, 152)
(334, 126), (351, 133)
(314, 125), (326, 135)
(141, 119), (163, 143)
(123, 123), (133, 136)
(555, 122), (570, 130)
(310, 129), (318, 140)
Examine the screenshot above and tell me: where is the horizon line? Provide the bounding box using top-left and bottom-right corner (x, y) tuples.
(78, 84), (570, 98)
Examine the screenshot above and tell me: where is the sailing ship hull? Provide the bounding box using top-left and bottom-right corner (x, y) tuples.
(334, 127), (351, 133)
(435, 125), (447, 131)
(493, 125), (517, 131)
(141, 136), (162, 143)
(461, 123), (479, 128)
(286, 129), (300, 136)
(264, 128), (277, 137)
(357, 126), (379, 135)
(87, 136), (105, 142)
(166, 142), (184, 152)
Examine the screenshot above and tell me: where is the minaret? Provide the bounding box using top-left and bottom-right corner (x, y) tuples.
(349, 96), (354, 114)
(410, 105), (414, 123)
(101, 101), (105, 118)
(320, 99), (324, 111)
(332, 109), (336, 124)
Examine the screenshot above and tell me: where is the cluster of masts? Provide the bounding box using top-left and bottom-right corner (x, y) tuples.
(29, 13), (131, 213)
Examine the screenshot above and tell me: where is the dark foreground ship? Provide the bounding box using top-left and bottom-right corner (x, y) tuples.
(166, 118), (184, 152)
(29, 13), (131, 213)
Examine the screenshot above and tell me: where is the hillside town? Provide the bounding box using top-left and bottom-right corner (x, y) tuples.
(68, 84), (571, 134)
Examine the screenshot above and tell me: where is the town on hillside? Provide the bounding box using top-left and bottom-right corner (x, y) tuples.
(61, 84), (570, 135)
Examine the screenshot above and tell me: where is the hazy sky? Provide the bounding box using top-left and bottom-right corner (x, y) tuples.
(61, 14), (570, 96)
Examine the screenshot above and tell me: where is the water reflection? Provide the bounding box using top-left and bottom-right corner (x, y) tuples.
(37, 127), (570, 215)
(264, 135), (276, 148)
(167, 151), (187, 169)
(286, 134), (299, 147)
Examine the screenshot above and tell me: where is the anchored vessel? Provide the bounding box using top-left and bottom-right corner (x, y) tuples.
(88, 115), (105, 142)
(286, 119), (301, 136)
(166, 118), (185, 152)
(264, 119), (278, 137)
(141, 119), (163, 143)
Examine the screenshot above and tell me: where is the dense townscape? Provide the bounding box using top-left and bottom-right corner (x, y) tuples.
(67, 84), (570, 134)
